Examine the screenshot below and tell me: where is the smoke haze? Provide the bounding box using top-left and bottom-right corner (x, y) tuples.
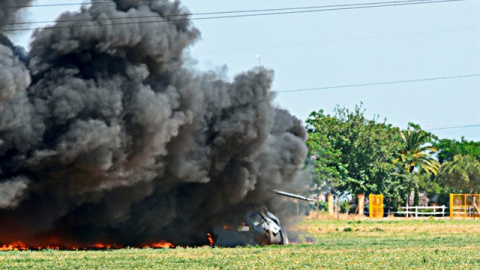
(0, 0), (307, 246)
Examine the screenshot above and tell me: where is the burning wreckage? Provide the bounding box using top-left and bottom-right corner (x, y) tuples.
(210, 190), (313, 247)
(0, 0), (308, 249)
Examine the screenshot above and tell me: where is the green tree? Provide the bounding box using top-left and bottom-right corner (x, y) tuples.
(432, 137), (480, 200)
(417, 173), (452, 206)
(305, 131), (343, 194)
(394, 127), (440, 206)
(434, 138), (480, 163)
(438, 155), (480, 194)
(305, 105), (403, 207)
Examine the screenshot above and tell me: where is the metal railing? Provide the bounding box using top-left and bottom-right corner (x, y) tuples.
(397, 205), (447, 217)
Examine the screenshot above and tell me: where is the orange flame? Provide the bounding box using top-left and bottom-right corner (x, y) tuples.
(149, 241), (175, 249)
(0, 241), (28, 251)
(0, 242), (118, 251)
(207, 233), (214, 246)
(43, 246), (60, 250)
(92, 243), (111, 249)
(0, 240), (175, 251)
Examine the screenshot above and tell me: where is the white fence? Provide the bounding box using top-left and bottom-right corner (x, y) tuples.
(397, 205), (447, 217)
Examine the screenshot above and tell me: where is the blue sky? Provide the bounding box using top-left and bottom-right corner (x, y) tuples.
(14, 0), (480, 140)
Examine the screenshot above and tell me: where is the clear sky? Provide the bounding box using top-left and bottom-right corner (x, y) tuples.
(13, 0), (480, 140)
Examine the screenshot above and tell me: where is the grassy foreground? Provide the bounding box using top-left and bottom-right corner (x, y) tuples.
(1, 217), (479, 269)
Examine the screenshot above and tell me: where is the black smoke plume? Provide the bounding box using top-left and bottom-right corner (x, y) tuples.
(0, 0), (34, 32)
(0, 0), (307, 246)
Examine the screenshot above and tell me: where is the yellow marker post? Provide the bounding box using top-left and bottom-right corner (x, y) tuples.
(369, 194), (384, 219)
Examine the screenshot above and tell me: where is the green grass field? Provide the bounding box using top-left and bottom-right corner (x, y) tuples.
(1, 217), (479, 269)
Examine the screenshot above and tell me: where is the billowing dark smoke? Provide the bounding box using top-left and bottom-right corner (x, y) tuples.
(0, 0), (307, 246)
(0, 0), (34, 32)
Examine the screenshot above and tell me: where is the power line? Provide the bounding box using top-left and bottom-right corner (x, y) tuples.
(0, 0), (451, 10)
(1, 0), (447, 27)
(426, 124), (480, 131)
(1, 0), (466, 32)
(0, 0), (161, 9)
(195, 26), (479, 55)
(2, 0), (466, 32)
(4, 1), (412, 27)
(275, 74), (480, 93)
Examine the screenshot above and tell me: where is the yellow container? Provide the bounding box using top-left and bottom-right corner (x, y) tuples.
(369, 194), (384, 219)
(450, 194), (480, 218)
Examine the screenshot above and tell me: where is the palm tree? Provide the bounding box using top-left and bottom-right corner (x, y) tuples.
(394, 129), (440, 175)
(438, 155), (480, 194)
(394, 129), (440, 207)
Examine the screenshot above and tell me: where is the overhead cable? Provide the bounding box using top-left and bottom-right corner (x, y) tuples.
(195, 26), (479, 55)
(0, 0), (161, 9)
(0, 0), (452, 9)
(1, 0), (469, 28)
(275, 74), (480, 93)
(426, 124), (480, 131)
(1, 0), (466, 32)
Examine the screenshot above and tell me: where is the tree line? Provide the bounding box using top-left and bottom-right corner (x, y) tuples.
(305, 104), (480, 209)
